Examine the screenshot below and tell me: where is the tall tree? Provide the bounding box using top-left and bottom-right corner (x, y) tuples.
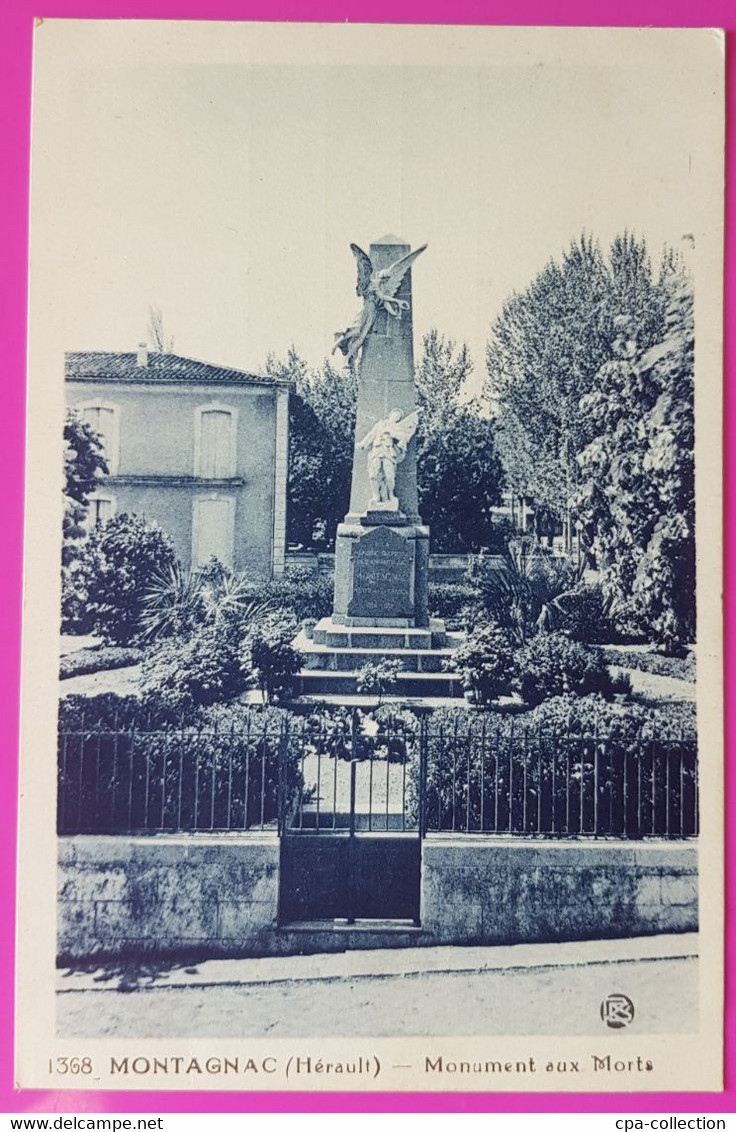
(576, 262), (695, 650)
(266, 348), (357, 547)
(485, 233), (666, 525)
(63, 410), (109, 559)
(415, 332), (504, 552)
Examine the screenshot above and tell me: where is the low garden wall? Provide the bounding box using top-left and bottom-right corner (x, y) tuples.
(421, 836), (697, 944)
(58, 833), (697, 962)
(57, 834), (280, 963)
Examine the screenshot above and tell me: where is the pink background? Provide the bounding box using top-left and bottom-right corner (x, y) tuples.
(1, 0), (731, 1114)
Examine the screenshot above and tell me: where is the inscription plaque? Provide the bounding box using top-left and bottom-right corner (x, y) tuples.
(347, 526), (414, 619)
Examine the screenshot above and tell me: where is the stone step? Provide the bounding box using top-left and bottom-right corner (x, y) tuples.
(297, 669), (464, 698)
(300, 643), (456, 673)
(275, 919), (424, 953)
(308, 617), (452, 651)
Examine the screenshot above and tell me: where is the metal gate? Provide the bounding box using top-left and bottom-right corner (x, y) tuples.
(278, 711), (425, 924)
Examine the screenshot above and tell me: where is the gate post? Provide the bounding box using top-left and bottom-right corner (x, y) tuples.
(277, 715), (289, 838)
(419, 714), (429, 839)
(346, 709), (359, 924)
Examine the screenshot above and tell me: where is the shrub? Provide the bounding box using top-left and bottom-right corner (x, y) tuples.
(515, 632), (614, 707)
(558, 583), (618, 645)
(140, 624), (251, 711)
(449, 621), (516, 704)
(255, 566), (333, 622)
(356, 659), (403, 704)
(427, 582), (477, 628)
(247, 611), (302, 704)
(595, 646), (696, 683)
(59, 645), (142, 680)
(75, 513), (177, 645)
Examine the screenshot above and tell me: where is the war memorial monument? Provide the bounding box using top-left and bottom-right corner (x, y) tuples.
(296, 236), (460, 698)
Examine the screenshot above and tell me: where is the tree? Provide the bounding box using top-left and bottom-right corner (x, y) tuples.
(63, 410), (108, 558)
(415, 332), (504, 551)
(266, 348), (357, 547)
(576, 262), (695, 650)
(75, 513), (178, 644)
(147, 305), (174, 353)
(486, 233), (667, 527)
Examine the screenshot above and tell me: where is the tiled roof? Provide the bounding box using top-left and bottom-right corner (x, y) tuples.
(65, 351), (288, 388)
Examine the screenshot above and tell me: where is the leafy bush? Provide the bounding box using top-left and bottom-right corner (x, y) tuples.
(255, 566), (333, 623)
(595, 646), (696, 683)
(468, 542), (584, 646)
(449, 621), (516, 704)
(515, 632), (614, 707)
(246, 611), (302, 704)
(427, 581), (477, 628)
(74, 513), (177, 645)
(139, 558), (273, 641)
(558, 583), (618, 644)
(356, 659), (403, 704)
(60, 646), (142, 680)
(140, 625), (251, 711)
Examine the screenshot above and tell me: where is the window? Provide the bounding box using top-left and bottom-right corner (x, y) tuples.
(78, 402), (119, 474)
(194, 405), (237, 478)
(192, 496), (235, 569)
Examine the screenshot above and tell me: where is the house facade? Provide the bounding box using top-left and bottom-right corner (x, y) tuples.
(65, 347), (290, 578)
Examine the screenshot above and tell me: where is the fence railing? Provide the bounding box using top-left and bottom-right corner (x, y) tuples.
(424, 721), (698, 839)
(57, 708), (698, 840)
(57, 714), (288, 834)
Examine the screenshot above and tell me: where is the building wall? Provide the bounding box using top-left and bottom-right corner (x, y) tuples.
(67, 380), (284, 577)
(58, 834), (697, 961)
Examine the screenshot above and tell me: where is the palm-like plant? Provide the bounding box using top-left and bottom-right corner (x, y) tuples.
(139, 562), (205, 640)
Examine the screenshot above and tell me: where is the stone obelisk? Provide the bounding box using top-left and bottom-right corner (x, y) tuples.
(332, 235), (430, 629)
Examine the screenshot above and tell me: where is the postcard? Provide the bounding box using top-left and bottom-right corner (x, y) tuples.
(15, 20), (724, 1092)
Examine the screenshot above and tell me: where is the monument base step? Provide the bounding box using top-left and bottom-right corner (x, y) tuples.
(296, 635), (457, 674)
(296, 668), (464, 698)
(311, 616), (449, 650)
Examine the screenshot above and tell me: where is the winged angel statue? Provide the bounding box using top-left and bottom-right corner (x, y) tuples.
(333, 242), (428, 365)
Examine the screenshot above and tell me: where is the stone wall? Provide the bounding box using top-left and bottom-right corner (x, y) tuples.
(421, 836), (697, 945)
(58, 834), (697, 962)
(57, 834), (280, 963)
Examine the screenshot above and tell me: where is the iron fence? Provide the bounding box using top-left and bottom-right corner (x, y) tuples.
(57, 707), (698, 840)
(424, 718), (698, 839)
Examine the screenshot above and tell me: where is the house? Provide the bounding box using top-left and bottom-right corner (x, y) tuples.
(65, 346), (290, 578)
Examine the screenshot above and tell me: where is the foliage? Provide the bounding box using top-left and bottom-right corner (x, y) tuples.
(355, 659), (404, 704)
(486, 233), (667, 525)
(415, 332), (504, 551)
(139, 557), (273, 641)
(266, 349), (357, 548)
(57, 697), (300, 834)
(246, 610), (301, 704)
(420, 695), (696, 836)
(63, 410), (109, 551)
(60, 646), (142, 681)
(467, 540), (583, 645)
(556, 582), (618, 645)
(427, 581), (476, 628)
(255, 566), (334, 623)
(73, 513), (177, 645)
(514, 632), (614, 707)
(576, 266), (695, 652)
(140, 624), (251, 711)
(61, 411), (109, 633)
(595, 646), (696, 683)
(449, 621), (516, 704)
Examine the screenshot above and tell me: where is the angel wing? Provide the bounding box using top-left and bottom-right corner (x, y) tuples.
(373, 244), (428, 301)
(350, 244), (374, 299)
(395, 409), (421, 444)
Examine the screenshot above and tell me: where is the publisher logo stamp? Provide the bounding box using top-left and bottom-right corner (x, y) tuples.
(601, 994), (635, 1028)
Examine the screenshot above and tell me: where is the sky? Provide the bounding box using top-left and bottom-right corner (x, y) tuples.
(31, 23), (720, 393)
